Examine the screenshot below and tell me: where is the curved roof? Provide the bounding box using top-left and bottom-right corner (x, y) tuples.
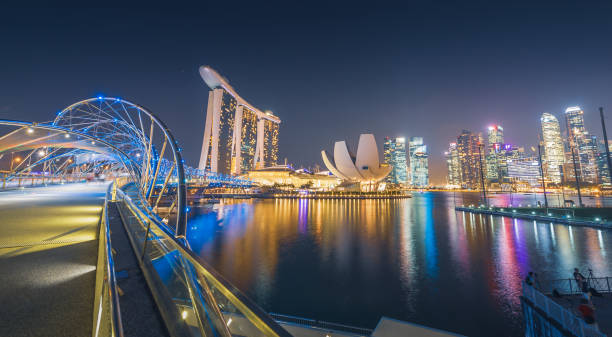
(321, 134), (391, 183)
(199, 66), (280, 123)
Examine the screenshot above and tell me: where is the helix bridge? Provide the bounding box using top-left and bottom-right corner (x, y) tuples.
(0, 96), (426, 337)
(0, 97), (255, 234)
(0, 97), (294, 337)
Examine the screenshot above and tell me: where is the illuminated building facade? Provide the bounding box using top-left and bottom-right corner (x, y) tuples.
(597, 140), (612, 185)
(540, 113), (564, 184)
(507, 157), (541, 187)
(564, 106), (597, 183)
(485, 125), (504, 182)
(408, 137), (429, 187)
(236, 106), (258, 173)
(261, 117), (279, 167)
(496, 143), (519, 182)
(383, 137), (408, 185)
(487, 125), (504, 147)
(445, 143), (461, 186)
(456, 130), (483, 189)
(198, 66), (281, 175)
(246, 165), (340, 190)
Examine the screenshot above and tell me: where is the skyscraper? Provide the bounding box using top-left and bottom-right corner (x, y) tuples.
(487, 125), (504, 148)
(198, 66), (281, 175)
(257, 114), (280, 168)
(540, 113), (564, 184)
(445, 142), (461, 186)
(597, 140), (612, 185)
(383, 137), (408, 185)
(485, 125), (504, 182)
(456, 130), (483, 189)
(200, 88), (237, 174)
(564, 106), (597, 183)
(235, 105), (258, 173)
(409, 137), (429, 187)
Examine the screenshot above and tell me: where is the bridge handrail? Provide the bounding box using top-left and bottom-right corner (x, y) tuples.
(114, 184), (291, 337)
(539, 277), (612, 295)
(92, 183), (124, 337)
(522, 281), (606, 337)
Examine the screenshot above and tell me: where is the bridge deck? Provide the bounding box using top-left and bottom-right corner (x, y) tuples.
(0, 183), (108, 337)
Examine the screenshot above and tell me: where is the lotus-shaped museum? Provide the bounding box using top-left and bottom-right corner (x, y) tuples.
(321, 134), (392, 191)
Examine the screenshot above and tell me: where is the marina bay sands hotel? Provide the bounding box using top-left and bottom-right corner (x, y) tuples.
(198, 66), (280, 175)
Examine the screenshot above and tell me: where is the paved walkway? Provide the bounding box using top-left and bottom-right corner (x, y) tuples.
(0, 183), (108, 337)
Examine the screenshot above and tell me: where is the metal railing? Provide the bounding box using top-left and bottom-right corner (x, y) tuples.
(113, 182), (291, 337)
(269, 313), (373, 336)
(522, 282), (606, 337)
(542, 277), (612, 296)
(92, 183), (124, 337)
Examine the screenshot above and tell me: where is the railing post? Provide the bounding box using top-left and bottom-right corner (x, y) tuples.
(140, 220), (152, 260)
(111, 180), (117, 202)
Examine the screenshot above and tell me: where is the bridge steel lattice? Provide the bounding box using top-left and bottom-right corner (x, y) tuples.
(0, 96), (188, 237)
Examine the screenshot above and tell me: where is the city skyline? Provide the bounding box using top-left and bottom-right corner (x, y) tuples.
(2, 4), (612, 185)
(444, 103), (612, 190)
(2, 5), (612, 337)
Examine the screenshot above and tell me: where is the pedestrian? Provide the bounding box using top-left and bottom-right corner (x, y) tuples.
(573, 268), (587, 293)
(525, 271), (534, 286)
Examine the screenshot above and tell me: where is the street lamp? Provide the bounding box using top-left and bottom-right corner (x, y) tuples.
(10, 156), (22, 173)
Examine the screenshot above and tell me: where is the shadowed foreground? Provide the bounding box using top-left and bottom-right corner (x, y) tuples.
(0, 183), (107, 337)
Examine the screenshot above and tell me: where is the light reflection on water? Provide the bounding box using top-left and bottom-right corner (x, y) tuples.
(186, 192), (612, 337)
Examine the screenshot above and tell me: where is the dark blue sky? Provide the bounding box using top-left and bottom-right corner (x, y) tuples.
(2, 3), (612, 183)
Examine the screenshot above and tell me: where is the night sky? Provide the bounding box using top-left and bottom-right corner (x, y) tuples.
(2, 3), (612, 184)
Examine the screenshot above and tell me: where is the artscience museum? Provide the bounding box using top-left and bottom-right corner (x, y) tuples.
(321, 134), (392, 191)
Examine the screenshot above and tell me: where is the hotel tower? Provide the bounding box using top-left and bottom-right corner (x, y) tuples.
(198, 66), (280, 175)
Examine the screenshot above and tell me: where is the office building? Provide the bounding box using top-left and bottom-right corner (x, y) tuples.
(383, 137), (408, 185)
(507, 157), (541, 187)
(540, 113), (565, 184)
(564, 106), (597, 183)
(409, 137), (429, 187)
(485, 125), (504, 182)
(597, 140), (612, 185)
(445, 143), (461, 186)
(456, 130), (483, 189)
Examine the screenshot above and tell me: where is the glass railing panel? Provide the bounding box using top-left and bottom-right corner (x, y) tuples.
(115, 190), (228, 337)
(92, 185), (123, 337)
(114, 187), (290, 337)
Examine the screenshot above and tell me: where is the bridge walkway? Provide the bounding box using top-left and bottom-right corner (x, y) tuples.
(0, 183), (107, 337)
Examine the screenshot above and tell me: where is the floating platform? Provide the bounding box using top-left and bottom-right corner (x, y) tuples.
(455, 205), (612, 229)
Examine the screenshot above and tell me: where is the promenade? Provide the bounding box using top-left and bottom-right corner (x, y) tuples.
(0, 183), (107, 336)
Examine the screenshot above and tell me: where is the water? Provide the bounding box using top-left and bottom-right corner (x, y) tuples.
(186, 192), (612, 337)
